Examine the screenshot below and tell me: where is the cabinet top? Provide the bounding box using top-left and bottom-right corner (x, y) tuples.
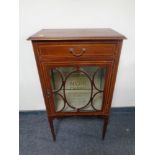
(28, 28), (126, 41)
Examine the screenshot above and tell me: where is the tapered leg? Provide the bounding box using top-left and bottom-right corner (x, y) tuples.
(48, 117), (56, 141)
(102, 117), (109, 140)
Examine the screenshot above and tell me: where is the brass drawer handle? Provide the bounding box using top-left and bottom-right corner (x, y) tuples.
(69, 48), (86, 57)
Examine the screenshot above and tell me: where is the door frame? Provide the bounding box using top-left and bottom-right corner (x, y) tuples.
(41, 60), (114, 117)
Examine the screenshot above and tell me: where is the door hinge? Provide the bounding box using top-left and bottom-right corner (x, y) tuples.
(46, 89), (51, 98)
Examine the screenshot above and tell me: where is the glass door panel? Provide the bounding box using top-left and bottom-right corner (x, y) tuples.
(49, 66), (106, 112)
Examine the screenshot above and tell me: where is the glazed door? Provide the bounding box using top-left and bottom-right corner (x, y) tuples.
(43, 62), (113, 114)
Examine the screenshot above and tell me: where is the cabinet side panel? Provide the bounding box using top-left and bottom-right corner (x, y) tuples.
(32, 41), (53, 115)
(103, 40), (123, 115)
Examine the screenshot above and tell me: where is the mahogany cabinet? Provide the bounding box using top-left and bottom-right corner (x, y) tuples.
(28, 29), (126, 141)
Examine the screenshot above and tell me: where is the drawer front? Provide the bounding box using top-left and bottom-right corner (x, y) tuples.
(37, 42), (117, 59)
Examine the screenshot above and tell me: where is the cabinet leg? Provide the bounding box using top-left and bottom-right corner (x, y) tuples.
(48, 117), (56, 141)
(102, 117), (109, 140)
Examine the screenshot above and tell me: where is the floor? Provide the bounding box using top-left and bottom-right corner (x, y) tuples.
(19, 108), (135, 155)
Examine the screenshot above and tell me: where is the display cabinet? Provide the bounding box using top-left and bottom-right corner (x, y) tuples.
(28, 29), (126, 141)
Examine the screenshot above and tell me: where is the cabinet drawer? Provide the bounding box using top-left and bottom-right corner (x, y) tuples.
(37, 42), (117, 59)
